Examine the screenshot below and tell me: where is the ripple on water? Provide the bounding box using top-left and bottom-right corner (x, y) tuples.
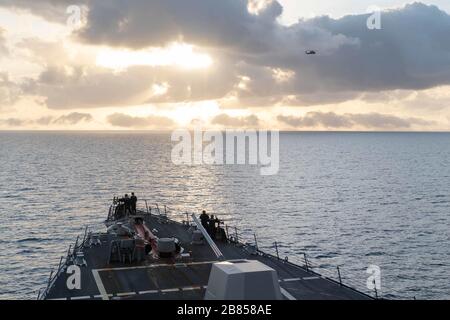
(1, 132), (450, 299)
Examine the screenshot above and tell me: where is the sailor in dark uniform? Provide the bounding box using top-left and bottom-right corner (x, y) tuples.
(200, 210), (209, 231)
(120, 194), (131, 215)
(130, 192), (137, 214)
(208, 214), (218, 239)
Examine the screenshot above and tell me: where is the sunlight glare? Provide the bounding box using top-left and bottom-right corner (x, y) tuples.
(169, 101), (220, 126)
(96, 43), (213, 71)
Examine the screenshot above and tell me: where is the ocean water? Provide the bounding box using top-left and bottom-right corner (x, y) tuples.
(0, 131), (449, 300)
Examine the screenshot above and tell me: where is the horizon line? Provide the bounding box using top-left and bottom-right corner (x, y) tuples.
(1, 129), (450, 134)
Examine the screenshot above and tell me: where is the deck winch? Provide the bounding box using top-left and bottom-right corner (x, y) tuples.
(158, 238), (179, 258)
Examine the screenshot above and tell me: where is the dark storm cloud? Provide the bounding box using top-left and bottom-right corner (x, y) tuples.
(211, 113), (260, 127)
(277, 112), (436, 129)
(107, 113), (175, 128)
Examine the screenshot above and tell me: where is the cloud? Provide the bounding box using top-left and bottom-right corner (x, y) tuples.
(23, 65), (157, 109)
(107, 113), (175, 128)
(0, 73), (22, 108)
(402, 88), (450, 110)
(53, 112), (93, 124)
(0, 112), (94, 127)
(0, 118), (26, 127)
(0, 27), (9, 56)
(35, 116), (53, 125)
(76, 2), (450, 106)
(77, 0), (283, 51)
(23, 64), (239, 109)
(0, 0), (364, 108)
(2, 1), (450, 112)
(277, 112), (436, 129)
(347, 113), (433, 129)
(16, 38), (76, 67)
(225, 3), (450, 106)
(0, 0), (86, 23)
(278, 112), (352, 128)
(211, 113), (260, 127)
(17, 39), (238, 109)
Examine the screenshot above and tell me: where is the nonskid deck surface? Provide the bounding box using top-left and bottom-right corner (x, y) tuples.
(45, 214), (372, 300)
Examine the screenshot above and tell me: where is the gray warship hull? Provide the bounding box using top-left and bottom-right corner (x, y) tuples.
(40, 205), (373, 301)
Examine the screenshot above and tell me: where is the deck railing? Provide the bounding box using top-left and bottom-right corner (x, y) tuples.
(37, 223), (104, 300)
(138, 200), (415, 300)
(38, 199), (414, 300)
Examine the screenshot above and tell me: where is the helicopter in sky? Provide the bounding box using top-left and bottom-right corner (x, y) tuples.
(305, 50), (317, 55)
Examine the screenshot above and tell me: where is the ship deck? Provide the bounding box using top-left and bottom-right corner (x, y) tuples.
(44, 213), (373, 300)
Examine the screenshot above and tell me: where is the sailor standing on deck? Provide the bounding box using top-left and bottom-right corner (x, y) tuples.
(130, 192), (137, 214)
(208, 214), (218, 239)
(200, 210), (209, 231)
(119, 194), (132, 215)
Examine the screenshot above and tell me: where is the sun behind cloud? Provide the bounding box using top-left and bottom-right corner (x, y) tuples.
(1, 1), (450, 131)
(95, 43), (213, 71)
